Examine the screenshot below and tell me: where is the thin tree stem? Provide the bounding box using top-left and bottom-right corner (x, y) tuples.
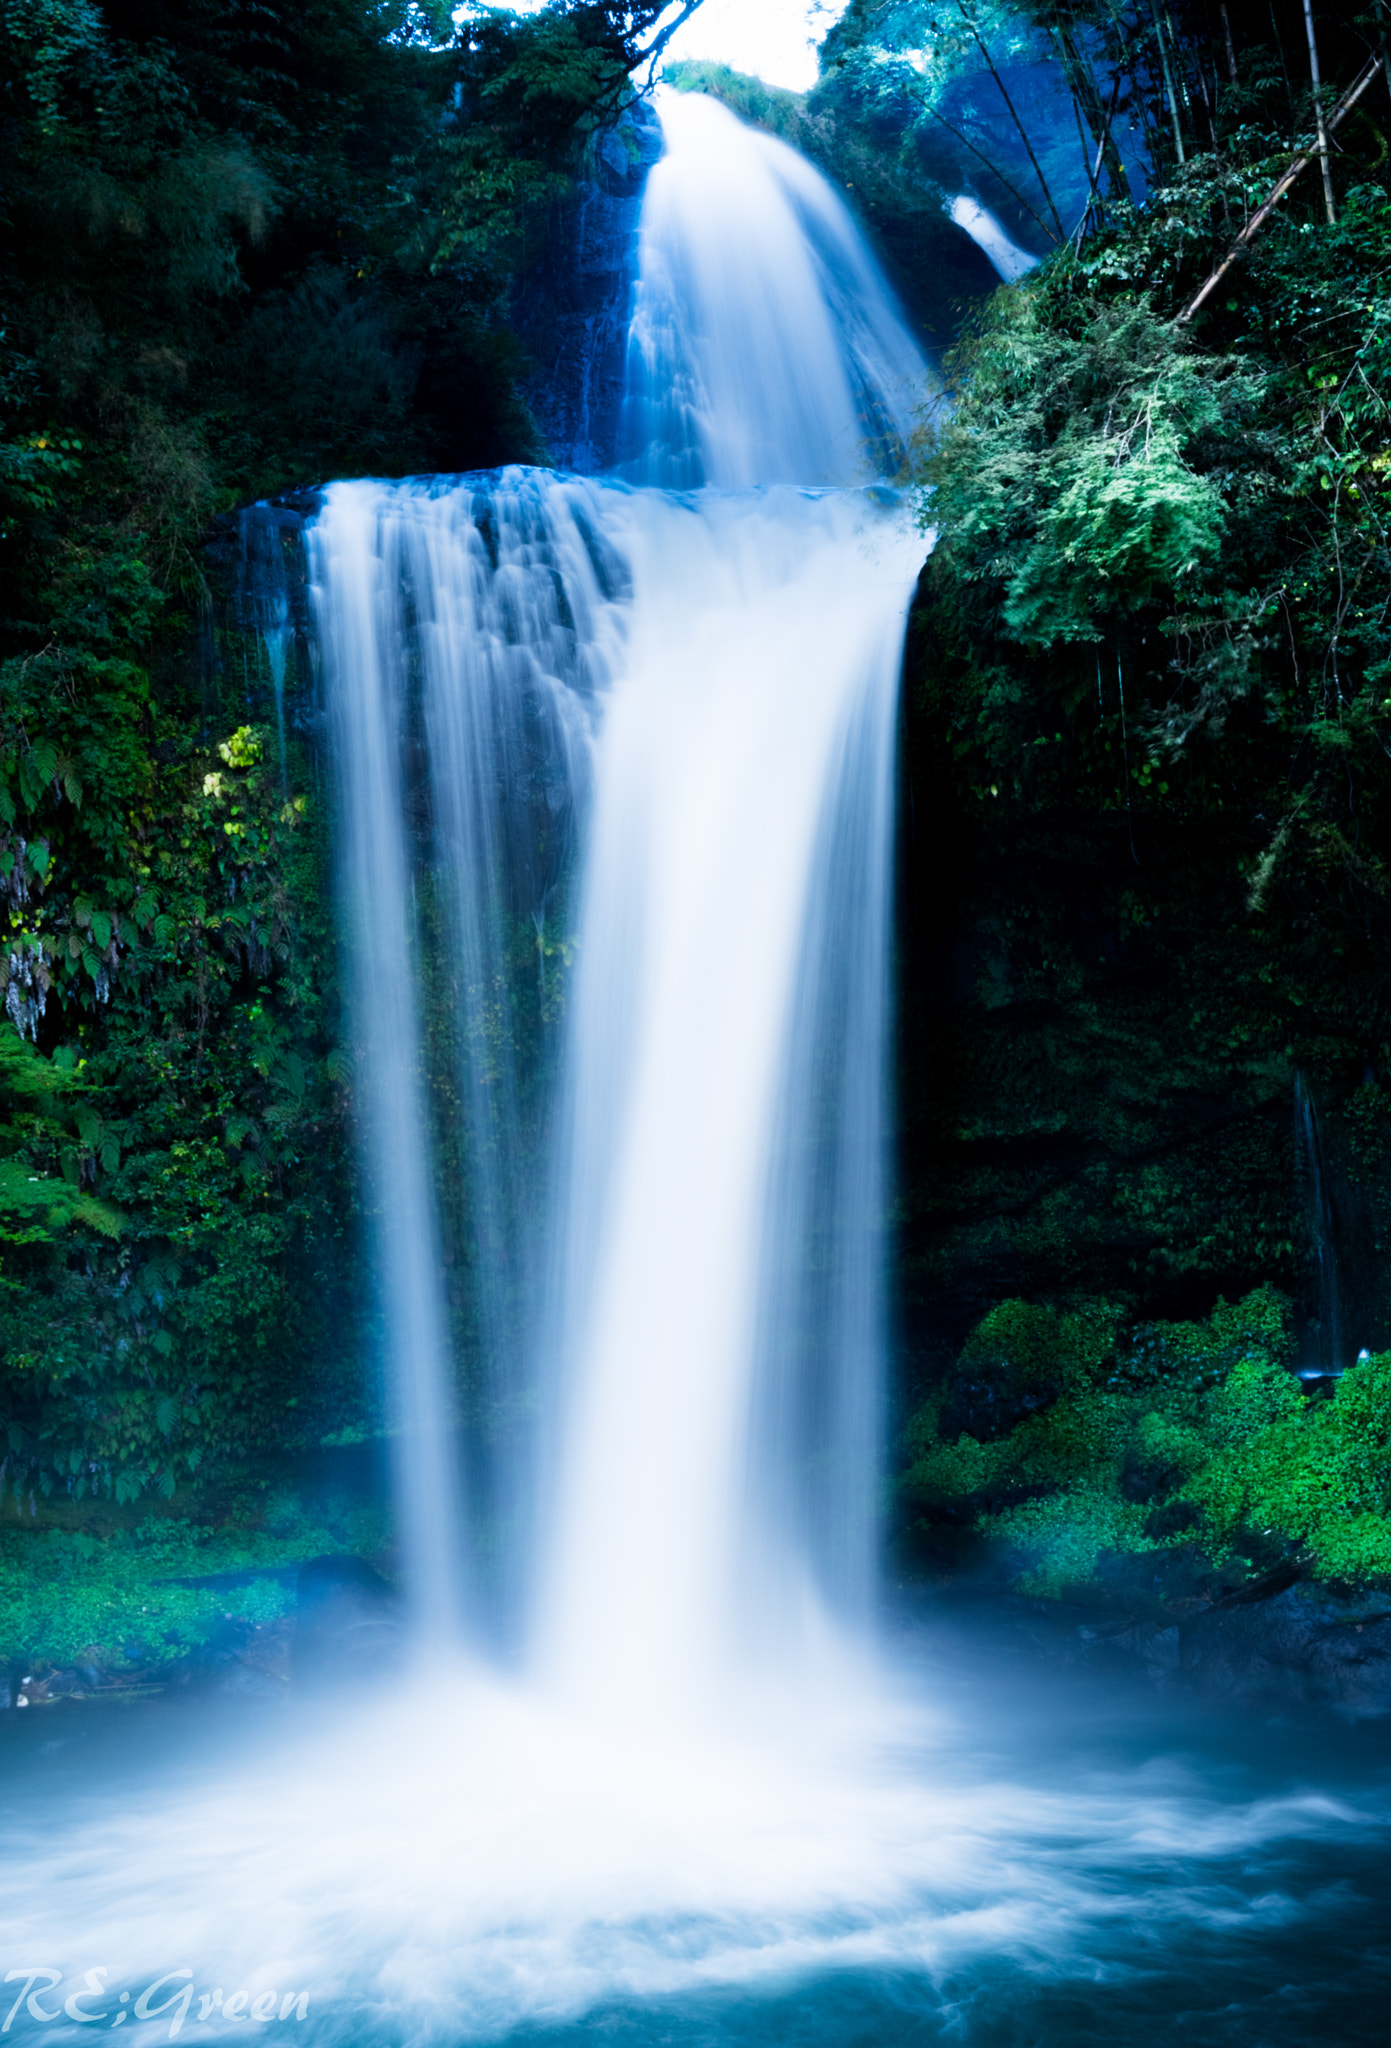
(1302, 0), (1337, 225)
(953, 0), (1067, 240)
(1269, 1), (1296, 119)
(923, 103), (1060, 247)
(1180, 55), (1382, 320)
(1148, 2), (1186, 164)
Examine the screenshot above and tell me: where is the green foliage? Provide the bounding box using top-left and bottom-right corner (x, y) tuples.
(934, 293), (1244, 647)
(922, 276), (1277, 770)
(0, 1), (678, 1513)
(903, 1287), (1391, 1604)
(900, 60), (1391, 1382)
(0, 1496), (391, 1665)
(916, 84), (1391, 848)
(0, 695), (366, 1505)
(982, 1483), (1152, 1598)
(1203, 1347), (1303, 1446)
(1119, 1287), (1296, 1414)
(959, 1294), (1117, 1389)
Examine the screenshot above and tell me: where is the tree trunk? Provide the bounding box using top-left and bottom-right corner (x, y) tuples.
(1302, 0), (1337, 224)
(1053, 10), (1132, 200)
(1180, 55), (1382, 322)
(954, 0), (1067, 240)
(1149, 2), (1187, 165)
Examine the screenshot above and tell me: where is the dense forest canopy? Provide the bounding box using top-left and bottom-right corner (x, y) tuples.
(2, 0), (1391, 1653)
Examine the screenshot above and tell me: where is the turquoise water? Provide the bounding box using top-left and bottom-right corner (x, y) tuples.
(2, 1611), (1387, 2047)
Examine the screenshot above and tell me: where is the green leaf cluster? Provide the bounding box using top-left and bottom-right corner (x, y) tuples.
(902, 1286), (1391, 1604)
(0, 695), (366, 1507)
(931, 293), (1247, 647)
(0, 1496), (390, 1667)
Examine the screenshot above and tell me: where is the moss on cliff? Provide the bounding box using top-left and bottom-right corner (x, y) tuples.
(901, 1287), (1391, 1607)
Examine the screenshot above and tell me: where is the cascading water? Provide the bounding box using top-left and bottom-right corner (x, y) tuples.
(6, 89), (1384, 2048)
(948, 194), (1040, 283)
(310, 473), (614, 1636)
(624, 91), (933, 486)
(1294, 1070), (1344, 1377)
(533, 96), (934, 1697)
(312, 87), (934, 1669)
(534, 486), (919, 1711)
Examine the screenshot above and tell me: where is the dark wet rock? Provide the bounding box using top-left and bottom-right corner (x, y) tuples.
(1120, 1446), (1190, 1504)
(937, 1366), (1059, 1444)
(512, 101), (663, 474)
(1141, 1499), (1201, 1540)
(1177, 1585), (1391, 1718)
(293, 1555), (401, 1688)
(195, 1658), (284, 1701)
(153, 1565), (301, 1592)
(39, 1667), (94, 1701)
(5, 1664), (90, 1706)
(1063, 1580), (1391, 1718)
(914, 1563), (1391, 1719)
(158, 1617), (292, 1701)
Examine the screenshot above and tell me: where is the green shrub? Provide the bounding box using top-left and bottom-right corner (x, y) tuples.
(959, 1296), (1119, 1393)
(982, 1484), (1156, 1600)
(1204, 1349), (1304, 1447)
(0, 1500), (391, 1666)
(900, 1289), (1391, 1604)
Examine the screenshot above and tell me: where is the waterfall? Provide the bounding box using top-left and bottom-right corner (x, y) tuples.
(312, 92), (930, 1679)
(11, 91), (1376, 2048)
(309, 474), (616, 1636)
(534, 487), (922, 1710)
(1294, 1070), (1344, 1377)
(948, 194), (1040, 283)
(624, 90), (935, 486)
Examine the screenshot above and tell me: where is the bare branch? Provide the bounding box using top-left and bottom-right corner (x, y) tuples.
(1178, 56), (1383, 323)
(924, 104), (1061, 248)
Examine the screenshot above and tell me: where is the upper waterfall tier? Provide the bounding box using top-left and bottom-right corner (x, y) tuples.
(623, 91), (936, 489)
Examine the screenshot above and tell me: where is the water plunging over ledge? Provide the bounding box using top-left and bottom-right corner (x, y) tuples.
(3, 89), (1388, 2048)
(310, 85), (936, 1671)
(309, 463), (919, 1679)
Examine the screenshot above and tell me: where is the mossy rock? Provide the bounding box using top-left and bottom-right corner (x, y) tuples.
(899, 1287), (1391, 1611)
(935, 1298), (1119, 1443)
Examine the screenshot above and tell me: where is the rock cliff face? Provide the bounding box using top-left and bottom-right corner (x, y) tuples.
(894, 575), (1391, 1394)
(1022, 1583), (1391, 1719)
(513, 102), (663, 475)
(890, 567), (1391, 1695)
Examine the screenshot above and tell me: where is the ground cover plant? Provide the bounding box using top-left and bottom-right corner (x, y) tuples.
(0, 1492), (390, 1672)
(901, 1289), (1391, 1605)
